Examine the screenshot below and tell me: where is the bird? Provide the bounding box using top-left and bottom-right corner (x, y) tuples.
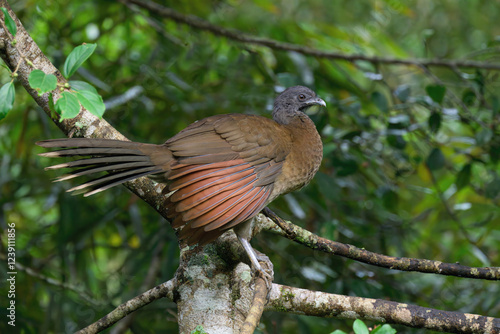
(37, 85), (325, 283)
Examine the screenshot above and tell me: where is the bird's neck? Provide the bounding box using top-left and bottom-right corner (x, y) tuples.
(272, 106), (299, 125)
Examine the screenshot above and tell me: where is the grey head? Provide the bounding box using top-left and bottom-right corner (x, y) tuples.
(272, 86), (326, 125)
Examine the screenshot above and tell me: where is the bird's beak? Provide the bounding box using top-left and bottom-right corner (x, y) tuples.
(305, 97), (326, 108)
(315, 97), (327, 107)
(302, 97), (326, 115)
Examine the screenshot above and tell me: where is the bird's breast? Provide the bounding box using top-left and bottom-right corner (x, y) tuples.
(269, 115), (323, 201)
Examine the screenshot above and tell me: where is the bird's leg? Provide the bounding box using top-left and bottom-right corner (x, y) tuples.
(237, 236), (274, 291)
(234, 218), (274, 291)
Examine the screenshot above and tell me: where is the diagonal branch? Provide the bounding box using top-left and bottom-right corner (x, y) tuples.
(262, 208), (500, 280)
(75, 279), (177, 334)
(0, 0), (171, 225)
(122, 0), (500, 71)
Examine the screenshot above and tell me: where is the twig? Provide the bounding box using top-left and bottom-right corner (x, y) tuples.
(0, 255), (102, 306)
(75, 279), (176, 334)
(123, 0), (500, 71)
(262, 208), (500, 280)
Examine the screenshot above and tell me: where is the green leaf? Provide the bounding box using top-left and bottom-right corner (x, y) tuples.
(455, 164), (471, 190)
(332, 156), (358, 176)
(75, 89), (105, 118)
(387, 135), (406, 150)
(492, 96), (500, 116)
(63, 43), (97, 78)
(428, 112), (441, 133)
(371, 91), (389, 113)
(476, 128), (493, 145)
(353, 319), (369, 334)
(372, 324), (397, 334)
(1, 7), (17, 36)
(426, 148), (445, 170)
(394, 84), (411, 102)
(0, 82), (15, 121)
(56, 91), (80, 120)
(462, 89), (476, 107)
(490, 142), (500, 164)
(329, 330), (348, 334)
(381, 188), (398, 209)
(190, 325), (207, 334)
(425, 84), (446, 104)
(69, 80), (98, 94)
(28, 70), (57, 95)
(485, 178), (500, 199)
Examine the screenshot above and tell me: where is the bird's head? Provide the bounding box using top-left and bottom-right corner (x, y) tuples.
(273, 86), (326, 124)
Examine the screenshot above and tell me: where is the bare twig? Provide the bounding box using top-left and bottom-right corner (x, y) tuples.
(0, 254), (102, 306)
(75, 279), (176, 334)
(123, 0), (500, 71)
(262, 208), (500, 280)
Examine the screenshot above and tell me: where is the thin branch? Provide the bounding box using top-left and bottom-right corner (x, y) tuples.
(418, 64), (488, 129)
(75, 279), (177, 334)
(0, 254), (102, 306)
(267, 284), (500, 334)
(123, 0), (500, 71)
(262, 208), (500, 280)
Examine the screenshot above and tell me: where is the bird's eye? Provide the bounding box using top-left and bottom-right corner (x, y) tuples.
(298, 94), (306, 101)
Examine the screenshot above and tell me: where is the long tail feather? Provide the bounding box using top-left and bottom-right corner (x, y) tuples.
(37, 138), (172, 196)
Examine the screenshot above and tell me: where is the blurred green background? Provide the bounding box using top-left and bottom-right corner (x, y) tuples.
(0, 0), (499, 333)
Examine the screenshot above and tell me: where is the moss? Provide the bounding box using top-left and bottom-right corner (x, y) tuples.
(190, 325), (207, 334)
(282, 289), (295, 302)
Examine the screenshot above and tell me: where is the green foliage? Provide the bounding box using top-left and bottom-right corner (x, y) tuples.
(425, 148), (445, 171)
(191, 325), (208, 334)
(353, 319), (370, 334)
(28, 69), (57, 95)
(456, 164), (472, 190)
(330, 320), (396, 334)
(1, 7), (17, 36)
(55, 91), (80, 119)
(372, 324), (397, 334)
(74, 88), (105, 118)
(0, 81), (14, 120)
(0, 43), (105, 121)
(62, 43), (97, 78)
(425, 84), (446, 104)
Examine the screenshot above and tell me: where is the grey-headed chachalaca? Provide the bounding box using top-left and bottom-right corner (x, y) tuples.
(37, 85), (325, 282)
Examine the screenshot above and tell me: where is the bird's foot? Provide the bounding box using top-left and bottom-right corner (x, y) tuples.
(253, 250), (274, 293)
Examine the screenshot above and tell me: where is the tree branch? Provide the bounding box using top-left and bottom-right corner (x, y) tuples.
(123, 0), (500, 71)
(262, 208), (500, 280)
(267, 284), (500, 334)
(0, 254), (103, 306)
(75, 279), (177, 334)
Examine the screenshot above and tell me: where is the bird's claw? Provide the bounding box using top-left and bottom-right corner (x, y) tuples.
(253, 251), (274, 295)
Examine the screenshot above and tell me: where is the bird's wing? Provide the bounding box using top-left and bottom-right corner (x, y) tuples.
(165, 114), (292, 245)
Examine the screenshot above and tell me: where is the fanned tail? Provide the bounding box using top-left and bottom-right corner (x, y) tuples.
(37, 138), (173, 196)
